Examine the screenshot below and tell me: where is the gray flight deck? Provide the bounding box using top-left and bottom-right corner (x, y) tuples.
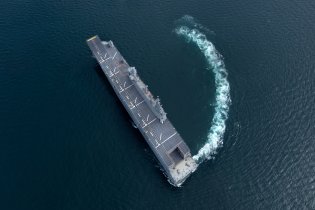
(87, 35), (197, 186)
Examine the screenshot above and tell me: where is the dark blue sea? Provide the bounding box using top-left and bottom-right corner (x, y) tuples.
(1, 0), (314, 209)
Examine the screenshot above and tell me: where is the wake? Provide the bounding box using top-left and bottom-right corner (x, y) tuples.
(175, 16), (231, 164)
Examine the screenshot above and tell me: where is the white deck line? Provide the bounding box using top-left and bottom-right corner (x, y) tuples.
(119, 84), (133, 93)
(142, 118), (157, 128)
(135, 100), (145, 106)
(156, 132), (177, 148)
(112, 52), (117, 59)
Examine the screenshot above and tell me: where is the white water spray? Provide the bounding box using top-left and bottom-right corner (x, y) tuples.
(175, 18), (231, 164)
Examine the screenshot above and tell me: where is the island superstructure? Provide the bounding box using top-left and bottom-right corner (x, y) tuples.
(86, 35), (197, 186)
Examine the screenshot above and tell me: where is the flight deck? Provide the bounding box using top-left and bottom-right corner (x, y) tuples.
(86, 35), (197, 186)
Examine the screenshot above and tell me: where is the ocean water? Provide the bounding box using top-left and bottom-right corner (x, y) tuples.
(1, 0), (315, 209)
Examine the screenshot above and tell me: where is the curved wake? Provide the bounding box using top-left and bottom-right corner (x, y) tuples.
(175, 17), (231, 164)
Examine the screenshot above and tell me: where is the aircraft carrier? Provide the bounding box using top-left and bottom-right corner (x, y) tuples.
(86, 35), (197, 186)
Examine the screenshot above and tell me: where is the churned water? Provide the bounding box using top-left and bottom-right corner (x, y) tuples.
(175, 16), (231, 163)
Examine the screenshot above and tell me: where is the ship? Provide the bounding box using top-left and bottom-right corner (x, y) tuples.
(86, 35), (197, 186)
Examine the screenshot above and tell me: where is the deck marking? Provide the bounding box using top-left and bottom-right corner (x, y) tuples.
(146, 114), (149, 121)
(129, 101), (136, 109)
(159, 132), (177, 146)
(134, 97), (138, 104)
(123, 81), (127, 87)
(159, 133), (162, 141)
(135, 100), (144, 106)
(142, 118), (157, 128)
(129, 101), (135, 109)
(119, 84), (133, 93)
(126, 84), (133, 89)
(112, 52), (117, 59)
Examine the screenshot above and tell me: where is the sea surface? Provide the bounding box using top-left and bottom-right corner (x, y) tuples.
(1, 0), (315, 209)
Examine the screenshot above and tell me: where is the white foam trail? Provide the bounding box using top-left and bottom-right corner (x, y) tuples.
(175, 24), (231, 164)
